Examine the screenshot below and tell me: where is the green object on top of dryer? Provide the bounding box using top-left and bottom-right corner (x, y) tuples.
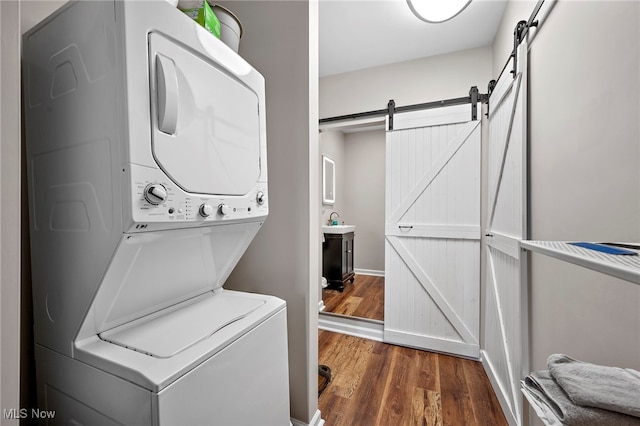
(179, 0), (221, 39)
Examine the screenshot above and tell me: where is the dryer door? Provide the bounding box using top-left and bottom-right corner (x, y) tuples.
(149, 33), (261, 196)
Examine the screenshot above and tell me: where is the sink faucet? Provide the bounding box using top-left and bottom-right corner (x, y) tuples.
(328, 211), (340, 225)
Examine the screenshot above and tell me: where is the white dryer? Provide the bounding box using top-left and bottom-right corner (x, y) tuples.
(22, 1), (290, 425)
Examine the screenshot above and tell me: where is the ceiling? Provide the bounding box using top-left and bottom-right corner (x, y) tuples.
(319, 0), (508, 77)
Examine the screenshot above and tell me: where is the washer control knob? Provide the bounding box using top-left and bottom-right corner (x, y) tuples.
(256, 191), (266, 205)
(144, 184), (167, 205)
(199, 204), (215, 218)
(218, 203), (231, 216)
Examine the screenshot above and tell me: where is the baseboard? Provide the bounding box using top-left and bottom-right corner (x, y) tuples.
(318, 313), (384, 342)
(291, 409), (324, 426)
(354, 268), (385, 277)
(385, 329), (479, 360)
(480, 350), (518, 426)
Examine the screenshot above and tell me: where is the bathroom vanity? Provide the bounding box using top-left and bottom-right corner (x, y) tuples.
(322, 227), (355, 292)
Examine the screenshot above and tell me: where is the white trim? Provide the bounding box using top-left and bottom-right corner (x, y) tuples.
(308, 6), (321, 426)
(483, 38), (529, 426)
(485, 244), (519, 420)
(481, 350), (518, 426)
(319, 116), (385, 134)
(318, 300), (325, 312)
(291, 409), (325, 426)
(318, 314), (384, 342)
(353, 269), (384, 277)
(488, 67), (517, 115)
(384, 329), (479, 360)
(521, 241), (640, 285)
(386, 224), (481, 240)
(487, 73), (523, 231)
(393, 103), (471, 131)
(486, 232), (521, 259)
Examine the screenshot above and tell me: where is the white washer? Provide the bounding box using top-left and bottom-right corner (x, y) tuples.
(22, 1), (290, 424)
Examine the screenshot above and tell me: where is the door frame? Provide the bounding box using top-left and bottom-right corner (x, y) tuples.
(318, 116), (387, 339)
(481, 38), (529, 426)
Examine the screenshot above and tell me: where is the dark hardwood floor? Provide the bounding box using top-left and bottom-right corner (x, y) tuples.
(322, 274), (384, 321)
(318, 330), (507, 426)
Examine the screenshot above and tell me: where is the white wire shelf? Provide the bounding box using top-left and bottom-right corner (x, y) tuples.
(520, 241), (640, 285)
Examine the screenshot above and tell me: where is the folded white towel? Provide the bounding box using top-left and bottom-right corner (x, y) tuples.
(548, 354), (640, 418)
(521, 378), (563, 426)
(523, 371), (640, 426)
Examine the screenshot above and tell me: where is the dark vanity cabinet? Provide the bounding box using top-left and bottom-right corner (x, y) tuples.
(322, 232), (355, 292)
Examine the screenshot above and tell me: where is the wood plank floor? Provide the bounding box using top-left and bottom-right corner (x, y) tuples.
(318, 330), (507, 426)
(322, 274), (384, 321)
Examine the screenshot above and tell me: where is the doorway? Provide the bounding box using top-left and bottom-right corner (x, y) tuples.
(319, 103), (482, 361)
(319, 117), (386, 327)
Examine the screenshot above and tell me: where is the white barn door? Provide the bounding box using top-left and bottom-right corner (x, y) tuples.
(482, 40), (529, 426)
(384, 104), (481, 358)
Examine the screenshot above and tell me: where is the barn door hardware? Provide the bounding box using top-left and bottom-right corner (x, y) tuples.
(387, 99), (396, 131)
(320, 86), (490, 130)
(511, 20), (528, 77)
(470, 86), (489, 121)
(488, 79), (497, 97)
(485, 80), (497, 117)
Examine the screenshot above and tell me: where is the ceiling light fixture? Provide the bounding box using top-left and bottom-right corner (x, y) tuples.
(407, 0), (473, 23)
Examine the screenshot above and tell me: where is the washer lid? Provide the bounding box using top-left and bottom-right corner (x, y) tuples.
(149, 33), (261, 196)
(99, 291), (265, 358)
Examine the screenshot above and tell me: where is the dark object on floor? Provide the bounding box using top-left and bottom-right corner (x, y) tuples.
(318, 364), (332, 397)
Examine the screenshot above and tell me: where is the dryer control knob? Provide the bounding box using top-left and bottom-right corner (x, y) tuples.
(199, 203), (214, 218)
(144, 184), (167, 205)
(218, 203), (231, 216)
(256, 191), (266, 205)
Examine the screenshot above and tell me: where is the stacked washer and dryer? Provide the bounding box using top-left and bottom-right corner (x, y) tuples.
(23, 1), (290, 424)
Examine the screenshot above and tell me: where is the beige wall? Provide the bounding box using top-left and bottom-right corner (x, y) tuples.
(344, 130), (386, 272)
(528, 1), (640, 367)
(1, 1), (23, 423)
(320, 45), (493, 120)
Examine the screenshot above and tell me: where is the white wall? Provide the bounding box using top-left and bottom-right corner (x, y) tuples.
(492, 1), (640, 423)
(217, 1), (319, 424)
(320, 45), (493, 119)
(1, 1), (22, 423)
(344, 130), (386, 272)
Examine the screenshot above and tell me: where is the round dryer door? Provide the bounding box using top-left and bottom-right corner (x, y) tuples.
(149, 33), (261, 196)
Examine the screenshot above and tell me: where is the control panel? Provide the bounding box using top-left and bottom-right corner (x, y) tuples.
(129, 165), (267, 231)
